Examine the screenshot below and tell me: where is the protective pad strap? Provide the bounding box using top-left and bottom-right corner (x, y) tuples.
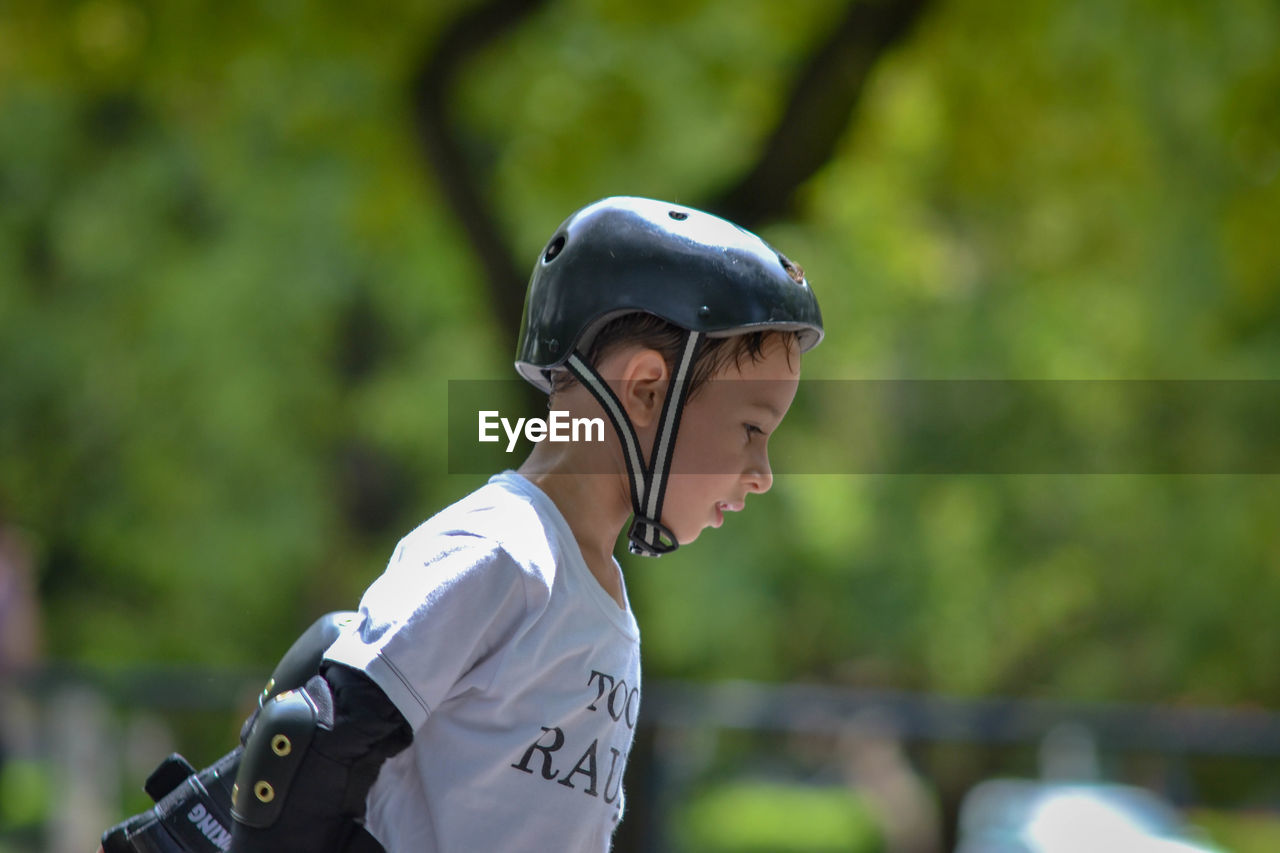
(101, 749), (240, 853)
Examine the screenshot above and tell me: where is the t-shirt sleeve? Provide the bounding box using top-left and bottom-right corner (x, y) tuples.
(324, 533), (534, 731)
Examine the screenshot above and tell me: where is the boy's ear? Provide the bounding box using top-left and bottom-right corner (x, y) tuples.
(617, 348), (669, 429)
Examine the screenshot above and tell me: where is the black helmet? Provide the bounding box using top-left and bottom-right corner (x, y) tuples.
(516, 196), (823, 392)
(514, 196), (824, 557)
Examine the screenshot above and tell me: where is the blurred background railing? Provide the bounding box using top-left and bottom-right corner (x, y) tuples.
(5, 670), (1280, 852)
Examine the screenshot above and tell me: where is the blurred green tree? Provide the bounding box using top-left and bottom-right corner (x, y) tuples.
(0, 0), (1276, 740)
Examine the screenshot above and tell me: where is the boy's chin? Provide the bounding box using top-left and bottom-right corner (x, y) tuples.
(656, 515), (712, 547)
(679, 525), (708, 546)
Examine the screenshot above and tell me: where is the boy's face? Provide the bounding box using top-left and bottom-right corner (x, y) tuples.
(662, 335), (801, 545)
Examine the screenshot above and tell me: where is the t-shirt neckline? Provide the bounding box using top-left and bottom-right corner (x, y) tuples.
(490, 471), (640, 640)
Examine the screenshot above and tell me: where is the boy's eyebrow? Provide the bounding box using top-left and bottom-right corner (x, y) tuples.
(748, 400), (783, 420)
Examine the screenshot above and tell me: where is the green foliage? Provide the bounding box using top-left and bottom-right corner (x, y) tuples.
(1, 0), (1278, 777)
(0, 759), (51, 833)
(1191, 809), (1280, 853)
(678, 781), (882, 853)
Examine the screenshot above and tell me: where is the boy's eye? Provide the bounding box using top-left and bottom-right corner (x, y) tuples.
(744, 423), (765, 439)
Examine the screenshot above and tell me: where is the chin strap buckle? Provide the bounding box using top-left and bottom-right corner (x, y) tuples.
(627, 515), (679, 556)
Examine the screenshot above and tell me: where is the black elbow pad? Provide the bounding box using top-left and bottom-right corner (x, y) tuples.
(231, 663), (412, 852)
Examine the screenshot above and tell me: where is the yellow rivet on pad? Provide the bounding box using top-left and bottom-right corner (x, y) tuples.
(255, 781), (275, 803)
(271, 734), (292, 756)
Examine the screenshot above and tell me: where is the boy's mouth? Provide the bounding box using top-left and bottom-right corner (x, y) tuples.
(712, 501), (744, 527)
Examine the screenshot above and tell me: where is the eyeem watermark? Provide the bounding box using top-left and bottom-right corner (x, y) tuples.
(452, 379), (1280, 473)
(479, 410), (605, 453)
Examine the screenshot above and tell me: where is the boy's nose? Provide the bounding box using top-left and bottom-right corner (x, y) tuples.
(744, 454), (774, 495)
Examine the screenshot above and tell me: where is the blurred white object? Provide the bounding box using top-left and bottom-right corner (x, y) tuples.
(955, 723), (1222, 853)
(1022, 786), (1219, 853)
(956, 779), (1222, 852)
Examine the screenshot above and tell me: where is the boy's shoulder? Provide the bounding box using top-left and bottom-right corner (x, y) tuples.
(394, 472), (565, 592)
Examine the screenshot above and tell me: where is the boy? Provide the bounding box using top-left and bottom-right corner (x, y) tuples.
(103, 197), (822, 853)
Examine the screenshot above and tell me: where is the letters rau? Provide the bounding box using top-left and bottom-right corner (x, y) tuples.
(510, 669), (638, 811)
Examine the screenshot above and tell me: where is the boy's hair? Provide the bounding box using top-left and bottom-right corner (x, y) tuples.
(548, 312), (800, 400)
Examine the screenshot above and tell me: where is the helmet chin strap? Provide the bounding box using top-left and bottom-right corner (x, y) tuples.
(564, 331), (703, 556)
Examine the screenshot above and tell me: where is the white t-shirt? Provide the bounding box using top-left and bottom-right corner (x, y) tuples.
(324, 472), (641, 853)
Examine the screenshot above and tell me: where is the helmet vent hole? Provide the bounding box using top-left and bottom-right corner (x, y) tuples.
(668, 210), (688, 221)
(543, 235), (566, 263)
(778, 253), (805, 284)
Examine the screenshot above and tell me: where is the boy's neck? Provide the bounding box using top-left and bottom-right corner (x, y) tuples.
(517, 454), (632, 610)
